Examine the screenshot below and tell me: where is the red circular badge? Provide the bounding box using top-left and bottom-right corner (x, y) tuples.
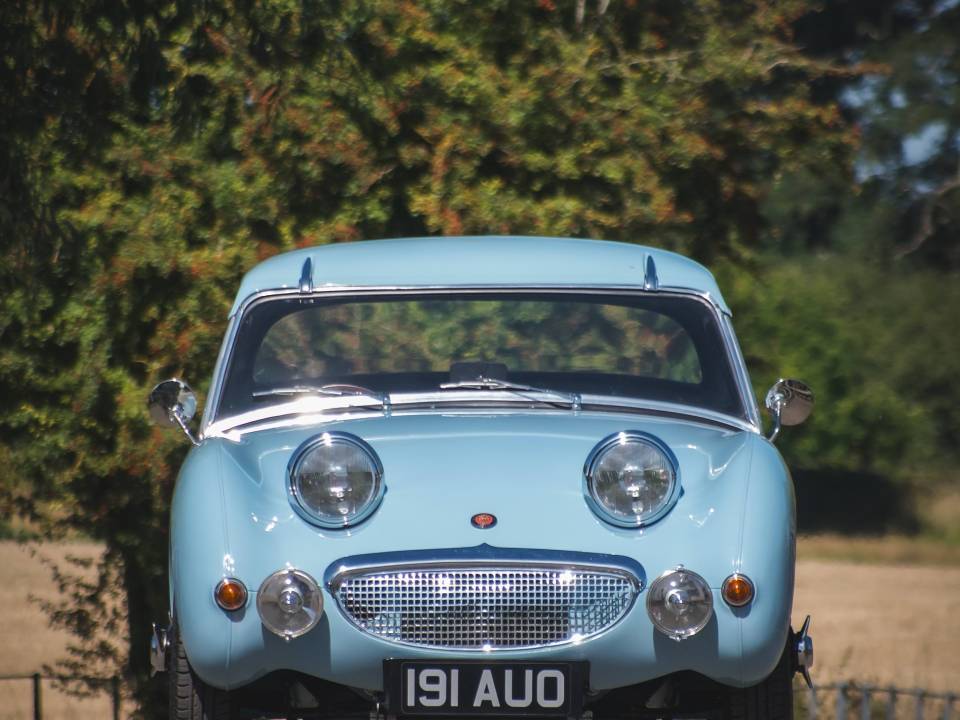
(470, 513), (497, 529)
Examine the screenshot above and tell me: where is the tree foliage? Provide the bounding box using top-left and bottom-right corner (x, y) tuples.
(0, 0), (956, 716)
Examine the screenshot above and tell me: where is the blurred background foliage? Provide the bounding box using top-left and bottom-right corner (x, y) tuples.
(1, 0), (958, 713)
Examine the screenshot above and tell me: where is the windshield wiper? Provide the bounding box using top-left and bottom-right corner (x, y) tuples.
(438, 376), (581, 409)
(251, 384), (385, 404)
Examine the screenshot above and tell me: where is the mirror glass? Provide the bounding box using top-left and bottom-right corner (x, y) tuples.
(764, 378), (814, 427)
(148, 379), (198, 427)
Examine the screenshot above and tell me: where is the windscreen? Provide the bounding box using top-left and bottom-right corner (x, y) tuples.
(217, 292), (745, 419)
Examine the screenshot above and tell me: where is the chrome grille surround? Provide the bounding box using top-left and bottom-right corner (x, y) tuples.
(329, 560), (642, 651)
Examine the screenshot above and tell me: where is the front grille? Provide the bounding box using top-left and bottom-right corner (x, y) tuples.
(332, 565), (639, 650)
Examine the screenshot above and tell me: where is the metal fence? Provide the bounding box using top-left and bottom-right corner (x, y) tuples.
(1, 674), (957, 720)
(0, 674), (121, 720)
(797, 682), (957, 720)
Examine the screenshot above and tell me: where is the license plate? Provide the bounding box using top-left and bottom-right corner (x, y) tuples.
(384, 660), (587, 717)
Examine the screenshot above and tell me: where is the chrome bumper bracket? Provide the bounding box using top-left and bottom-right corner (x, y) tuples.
(150, 622), (170, 676)
(793, 615), (814, 688)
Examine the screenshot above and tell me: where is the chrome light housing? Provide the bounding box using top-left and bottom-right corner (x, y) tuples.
(646, 567), (713, 640)
(288, 432), (384, 528)
(257, 569), (323, 639)
(584, 431), (680, 527)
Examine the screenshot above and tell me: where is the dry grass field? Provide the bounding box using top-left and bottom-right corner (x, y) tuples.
(0, 542), (123, 719)
(0, 538), (958, 718)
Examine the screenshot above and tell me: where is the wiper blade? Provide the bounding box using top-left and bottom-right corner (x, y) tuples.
(439, 376), (581, 409)
(252, 384), (384, 403)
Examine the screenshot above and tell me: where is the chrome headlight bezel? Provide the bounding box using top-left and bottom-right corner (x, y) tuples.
(583, 430), (681, 528)
(287, 431), (385, 529)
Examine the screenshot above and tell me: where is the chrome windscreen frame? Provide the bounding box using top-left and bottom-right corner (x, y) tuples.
(201, 285), (762, 436)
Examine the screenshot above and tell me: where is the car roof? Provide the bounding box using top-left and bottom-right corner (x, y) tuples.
(229, 236), (730, 315)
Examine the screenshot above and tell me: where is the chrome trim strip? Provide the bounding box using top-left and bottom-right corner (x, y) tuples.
(721, 314), (762, 428)
(324, 544), (646, 592)
(205, 286), (752, 431)
(204, 395), (387, 438)
(200, 312), (239, 433)
(575, 395), (753, 432)
(583, 430), (682, 528)
(230, 284), (733, 318)
(203, 396), (754, 440)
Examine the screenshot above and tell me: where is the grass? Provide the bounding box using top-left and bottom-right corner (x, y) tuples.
(792, 556), (960, 694)
(797, 533), (960, 566)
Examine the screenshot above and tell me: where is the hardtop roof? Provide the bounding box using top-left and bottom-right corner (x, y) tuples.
(230, 236), (730, 315)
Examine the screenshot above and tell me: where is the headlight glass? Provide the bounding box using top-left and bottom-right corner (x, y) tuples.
(584, 431), (679, 527)
(257, 569), (323, 639)
(646, 567), (713, 640)
(289, 432), (384, 528)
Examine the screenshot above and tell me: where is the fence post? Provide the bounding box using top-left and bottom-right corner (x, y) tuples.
(837, 682), (849, 720)
(32, 673), (42, 720)
(915, 689), (925, 720)
(112, 676), (121, 720)
(862, 685), (873, 720)
(943, 693), (955, 720)
(809, 683), (819, 720)
(887, 687), (898, 720)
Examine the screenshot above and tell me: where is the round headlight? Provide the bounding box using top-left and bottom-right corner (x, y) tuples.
(646, 567), (713, 640)
(288, 432), (384, 528)
(257, 569), (323, 639)
(584, 431), (680, 527)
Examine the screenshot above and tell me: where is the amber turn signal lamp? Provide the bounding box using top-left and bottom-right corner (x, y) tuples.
(214, 578), (248, 611)
(722, 573), (754, 607)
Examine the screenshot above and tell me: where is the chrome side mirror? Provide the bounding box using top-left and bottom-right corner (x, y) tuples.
(765, 378), (814, 442)
(148, 378), (200, 446)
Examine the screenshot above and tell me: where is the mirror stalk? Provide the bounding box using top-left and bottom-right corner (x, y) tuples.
(766, 393), (784, 442)
(171, 410), (201, 446)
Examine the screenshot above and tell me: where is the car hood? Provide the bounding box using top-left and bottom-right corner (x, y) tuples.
(210, 410), (761, 580)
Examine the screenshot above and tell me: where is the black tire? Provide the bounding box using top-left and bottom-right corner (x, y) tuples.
(169, 625), (236, 720)
(726, 633), (794, 720)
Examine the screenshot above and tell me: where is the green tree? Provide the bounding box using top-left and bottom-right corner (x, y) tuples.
(1, 0), (862, 714)
(761, 0), (960, 264)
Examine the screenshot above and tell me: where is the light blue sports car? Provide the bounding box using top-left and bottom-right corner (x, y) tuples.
(148, 236), (814, 720)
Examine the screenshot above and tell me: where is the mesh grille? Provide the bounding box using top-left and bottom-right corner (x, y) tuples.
(333, 565), (638, 649)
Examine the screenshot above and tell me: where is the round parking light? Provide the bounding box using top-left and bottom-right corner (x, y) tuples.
(257, 569), (323, 639)
(646, 567), (713, 640)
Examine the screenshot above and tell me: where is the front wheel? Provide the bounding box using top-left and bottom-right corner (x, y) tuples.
(726, 634), (794, 720)
(169, 625), (235, 720)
